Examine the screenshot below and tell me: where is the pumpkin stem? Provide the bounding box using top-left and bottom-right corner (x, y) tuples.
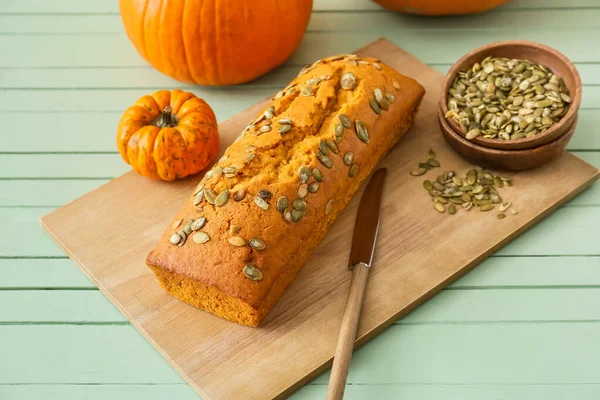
(158, 106), (176, 128)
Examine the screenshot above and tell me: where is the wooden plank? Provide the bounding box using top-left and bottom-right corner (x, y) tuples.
(1, 0), (598, 13)
(0, 259), (93, 288)
(0, 179), (110, 207)
(0, 385), (199, 400)
(38, 39), (599, 399)
(2, 256), (600, 290)
(3, 383), (600, 400)
(2, 9), (599, 34)
(0, 88), (276, 116)
(293, 383), (600, 399)
(2, 110), (599, 153)
(2, 30), (600, 68)
(0, 154), (127, 178)
(317, 323), (600, 384)
(2, 152), (597, 184)
(1, 184), (597, 262)
(0, 325), (184, 384)
(0, 86), (598, 113)
(2, 323), (600, 384)
(0, 291), (126, 322)
(3, 63), (599, 88)
(3, 288), (600, 324)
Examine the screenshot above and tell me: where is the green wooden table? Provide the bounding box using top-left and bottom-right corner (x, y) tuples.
(2, 0), (599, 399)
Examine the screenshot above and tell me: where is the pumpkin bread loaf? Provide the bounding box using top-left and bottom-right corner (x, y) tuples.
(146, 54), (425, 326)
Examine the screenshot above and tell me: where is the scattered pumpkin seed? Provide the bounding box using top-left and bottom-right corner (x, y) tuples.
(172, 219), (183, 229)
(317, 152), (333, 168)
(215, 190), (229, 207)
(229, 236), (246, 247)
(511, 209), (518, 215)
(233, 188), (246, 202)
(230, 224), (240, 234)
(343, 152), (354, 166)
(427, 159), (441, 168)
(299, 166), (311, 183)
(355, 120), (370, 143)
(223, 167), (238, 177)
(170, 233), (182, 245)
(335, 124), (344, 136)
(278, 124), (292, 134)
(204, 189), (217, 205)
(497, 213), (506, 219)
(301, 86), (313, 96)
(254, 196), (269, 211)
(480, 204), (495, 212)
(411, 168), (427, 176)
(423, 180), (433, 190)
(339, 114), (351, 128)
(292, 209), (303, 222)
(192, 231), (210, 244)
(370, 99), (381, 115)
(243, 264), (263, 281)
(308, 182), (319, 193)
(385, 93), (395, 103)
(183, 220), (193, 235)
(312, 168), (323, 182)
(448, 204), (457, 214)
(434, 202), (446, 213)
(258, 189), (272, 199)
(249, 237), (266, 251)
(319, 140), (329, 156)
(193, 190), (204, 205)
(392, 79), (400, 90)
(325, 199), (334, 215)
(341, 72), (357, 90)
(293, 198), (306, 211)
(499, 201), (512, 212)
(284, 210), (293, 222)
(176, 231), (187, 246)
(298, 184), (308, 198)
(349, 164), (359, 178)
(276, 196), (288, 213)
(326, 139), (339, 154)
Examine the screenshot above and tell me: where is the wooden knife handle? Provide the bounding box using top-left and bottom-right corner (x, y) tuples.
(326, 263), (371, 400)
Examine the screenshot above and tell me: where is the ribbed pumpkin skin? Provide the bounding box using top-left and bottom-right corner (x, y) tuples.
(373, 0), (509, 15)
(117, 89), (219, 181)
(119, 0), (313, 85)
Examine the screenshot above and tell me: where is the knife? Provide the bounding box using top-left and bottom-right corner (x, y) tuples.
(326, 168), (388, 400)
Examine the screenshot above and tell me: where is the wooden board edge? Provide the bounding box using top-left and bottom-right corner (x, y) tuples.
(274, 166), (600, 400)
(38, 217), (211, 400)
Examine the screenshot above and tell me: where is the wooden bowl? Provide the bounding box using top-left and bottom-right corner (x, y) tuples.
(439, 40), (582, 151)
(438, 105), (577, 171)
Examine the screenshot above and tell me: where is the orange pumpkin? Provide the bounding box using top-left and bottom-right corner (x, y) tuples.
(118, 0), (313, 86)
(372, 0), (509, 15)
(117, 89), (219, 181)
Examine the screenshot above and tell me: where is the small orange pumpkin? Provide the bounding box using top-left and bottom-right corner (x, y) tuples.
(372, 0), (509, 15)
(117, 89), (219, 181)
(118, 0), (313, 85)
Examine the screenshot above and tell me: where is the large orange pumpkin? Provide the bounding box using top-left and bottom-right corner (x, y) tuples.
(372, 0), (510, 15)
(119, 0), (313, 85)
(117, 89), (219, 181)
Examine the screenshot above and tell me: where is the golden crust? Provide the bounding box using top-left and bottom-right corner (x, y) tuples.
(146, 55), (425, 326)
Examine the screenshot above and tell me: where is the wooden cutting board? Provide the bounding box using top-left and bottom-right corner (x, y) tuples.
(41, 38), (599, 400)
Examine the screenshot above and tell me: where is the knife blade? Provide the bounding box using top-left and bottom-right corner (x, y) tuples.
(327, 167), (388, 400)
(348, 167), (388, 269)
